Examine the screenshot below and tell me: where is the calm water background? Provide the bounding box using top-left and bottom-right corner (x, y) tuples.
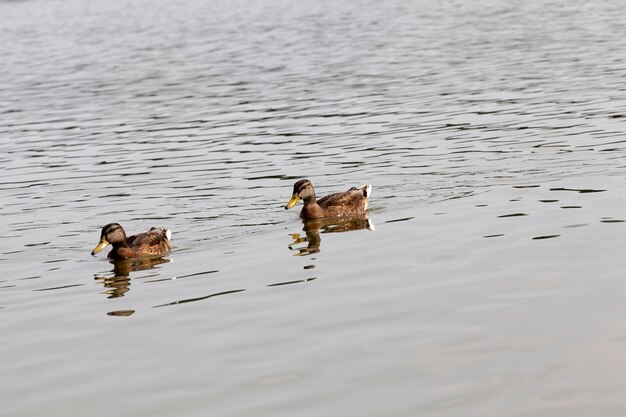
(3, 0), (626, 415)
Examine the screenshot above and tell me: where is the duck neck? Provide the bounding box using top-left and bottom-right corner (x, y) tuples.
(302, 192), (317, 204)
(301, 197), (324, 219)
(111, 240), (130, 249)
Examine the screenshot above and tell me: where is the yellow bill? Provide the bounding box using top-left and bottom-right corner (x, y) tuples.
(91, 238), (110, 256)
(285, 194), (300, 209)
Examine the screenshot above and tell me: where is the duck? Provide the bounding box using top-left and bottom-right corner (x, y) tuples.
(285, 179), (371, 219)
(91, 223), (172, 260)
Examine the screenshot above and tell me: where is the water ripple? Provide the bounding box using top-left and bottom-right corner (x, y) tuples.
(3, 0), (626, 415)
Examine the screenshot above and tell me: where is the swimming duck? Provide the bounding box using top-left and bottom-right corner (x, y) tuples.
(285, 179), (371, 219)
(91, 223), (172, 260)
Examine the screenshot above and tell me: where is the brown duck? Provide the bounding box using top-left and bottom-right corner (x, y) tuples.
(285, 179), (371, 219)
(91, 223), (172, 260)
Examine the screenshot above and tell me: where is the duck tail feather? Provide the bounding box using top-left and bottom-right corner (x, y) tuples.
(360, 184), (372, 198)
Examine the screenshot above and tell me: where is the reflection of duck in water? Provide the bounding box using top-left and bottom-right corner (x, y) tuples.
(91, 223), (172, 260)
(285, 179), (371, 219)
(94, 257), (172, 299)
(289, 216), (375, 256)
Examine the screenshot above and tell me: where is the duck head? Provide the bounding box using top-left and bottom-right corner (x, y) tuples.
(285, 179), (316, 209)
(91, 223), (127, 255)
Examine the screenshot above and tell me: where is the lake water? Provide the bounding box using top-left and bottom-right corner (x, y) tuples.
(3, 0), (626, 415)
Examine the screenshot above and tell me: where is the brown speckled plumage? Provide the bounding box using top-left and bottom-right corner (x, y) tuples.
(91, 223), (171, 260)
(285, 179), (371, 219)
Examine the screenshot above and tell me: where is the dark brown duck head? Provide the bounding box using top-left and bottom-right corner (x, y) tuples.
(91, 223), (127, 255)
(285, 179), (316, 209)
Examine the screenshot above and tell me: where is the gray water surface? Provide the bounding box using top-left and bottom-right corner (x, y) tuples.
(3, 0), (626, 416)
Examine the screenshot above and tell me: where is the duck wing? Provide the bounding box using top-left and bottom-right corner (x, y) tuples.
(317, 185), (370, 209)
(127, 228), (171, 253)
